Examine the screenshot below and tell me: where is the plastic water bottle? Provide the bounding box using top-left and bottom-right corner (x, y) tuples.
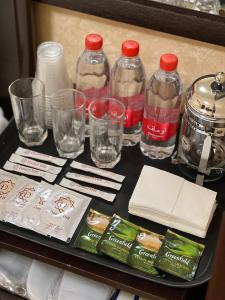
(110, 40), (146, 146)
(75, 34), (110, 136)
(140, 53), (182, 159)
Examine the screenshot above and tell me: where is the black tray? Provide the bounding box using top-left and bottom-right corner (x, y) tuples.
(0, 120), (224, 288)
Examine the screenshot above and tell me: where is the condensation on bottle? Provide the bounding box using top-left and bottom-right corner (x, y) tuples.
(75, 33), (110, 136)
(140, 53), (182, 159)
(110, 40), (146, 146)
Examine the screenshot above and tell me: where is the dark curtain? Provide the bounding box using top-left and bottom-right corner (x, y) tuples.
(0, 0), (35, 119)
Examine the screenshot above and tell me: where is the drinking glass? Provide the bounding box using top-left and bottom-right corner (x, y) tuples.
(52, 89), (86, 159)
(89, 97), (125, 168)
(8, 77), (47, 146)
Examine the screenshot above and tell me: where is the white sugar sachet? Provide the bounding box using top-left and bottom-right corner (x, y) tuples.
(3, 178), (40, 225)
(36, 185), (91, 242)
(128, 165), (217, 238)
(3, 161), (57, 182)
(70, 161), (125, 183)
(60, 178), (116, 202)
(21, 182), (54, 230)
(15, 147), (67, 166)
(9, 153), (62, 175)
(65, 172), (122, 190)
(0, 170), (22, 220)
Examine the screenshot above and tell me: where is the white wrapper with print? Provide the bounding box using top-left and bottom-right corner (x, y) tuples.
(3, 178), (40, 226)
(21, 182), (54, 230)
(0, 169), (21, 220)
(59, 178), (116, 202)
(65, 172), (122, 190)
(36, 185), (91, 242)
(3, 161), (57, 182)
(70, 161), (125, 182)
(9, 153), (62, 175)
(15, 147), (67, 166)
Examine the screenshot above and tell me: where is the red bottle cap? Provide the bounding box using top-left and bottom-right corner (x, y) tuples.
(122, 40), (139, 57)
(160, 53), (178, 71)
(85, 34), (103, 51)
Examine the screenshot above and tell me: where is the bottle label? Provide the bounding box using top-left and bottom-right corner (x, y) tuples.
(125, 108), (144, 128)
(142, 118), (178, 141)
(116, 94), (144, 128)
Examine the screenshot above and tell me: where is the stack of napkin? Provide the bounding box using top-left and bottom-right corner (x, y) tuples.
(128, 166), (217, 238)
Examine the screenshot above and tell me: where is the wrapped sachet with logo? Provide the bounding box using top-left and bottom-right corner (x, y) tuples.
(0, 169), (21, 220)
(3, 177), (40, 225)
(128, 227), (164, 276)
(98, 215), (138, 264)
(36, 185), (91, 242)
(75, 209), (111, 254)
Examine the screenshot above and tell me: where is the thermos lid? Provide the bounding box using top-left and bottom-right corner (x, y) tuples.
(187, 72), (225, 119)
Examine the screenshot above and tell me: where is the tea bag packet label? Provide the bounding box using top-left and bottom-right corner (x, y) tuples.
(154, 230), (205, 281)
(70, 161), (125, 183)
(98, 215), (139, 264)
(66, 172), (122, 190)
(3, 178), (40, 225)
(60, 178), (116, 202)
(15, 147), (67, 166)
(37, 186), (91, 242)
(9, 153), (62, 175)
(76, 209), (111, 254)
(4, 161), (57, 183)
(128, 228), (164, 276)
(21, 182), (54, 230)
(0, 169), (21, 220)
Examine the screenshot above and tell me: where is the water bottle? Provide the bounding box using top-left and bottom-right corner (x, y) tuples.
(110, 40), (146, 146)
(75, 33), (110, 136)
(140, 53), (182, 159)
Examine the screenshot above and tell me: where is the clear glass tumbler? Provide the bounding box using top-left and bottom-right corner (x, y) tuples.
(52, 89), (86, 159)
(8, 77), (47, 146)
(89, 98), (125, 168)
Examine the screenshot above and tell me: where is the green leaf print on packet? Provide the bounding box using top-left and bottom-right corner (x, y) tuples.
(75, 209), (111, 254)
(128, 227), (164, 276)
(98, 214), (139, 264)
(154, 230), (205, 281)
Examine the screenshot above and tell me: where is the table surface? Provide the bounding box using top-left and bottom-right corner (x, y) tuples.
(1, 120), (223, 300)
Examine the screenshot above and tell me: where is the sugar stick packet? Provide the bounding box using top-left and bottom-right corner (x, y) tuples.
(15, 147), (67, 166)
(35, 185), (91, 242)
(4, 161), (57, 182)
(60, 178), (116, 202)
(65, 172), (122, 190)
(98, 215), (139, 264)
(70, 161), (125, 183)
(9, 153), (62, 175)
(128, 228), (164, 276)
(75, 209), (111, 254)
(3, 178), (40, 225)
(0, 169), (21, 220)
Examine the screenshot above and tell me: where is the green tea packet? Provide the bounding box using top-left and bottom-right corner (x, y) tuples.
(154, 229), (205, 281)
(75, 209), (111, 254)
(128, 227), (164, 276)
(98, 214), (139, 264)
